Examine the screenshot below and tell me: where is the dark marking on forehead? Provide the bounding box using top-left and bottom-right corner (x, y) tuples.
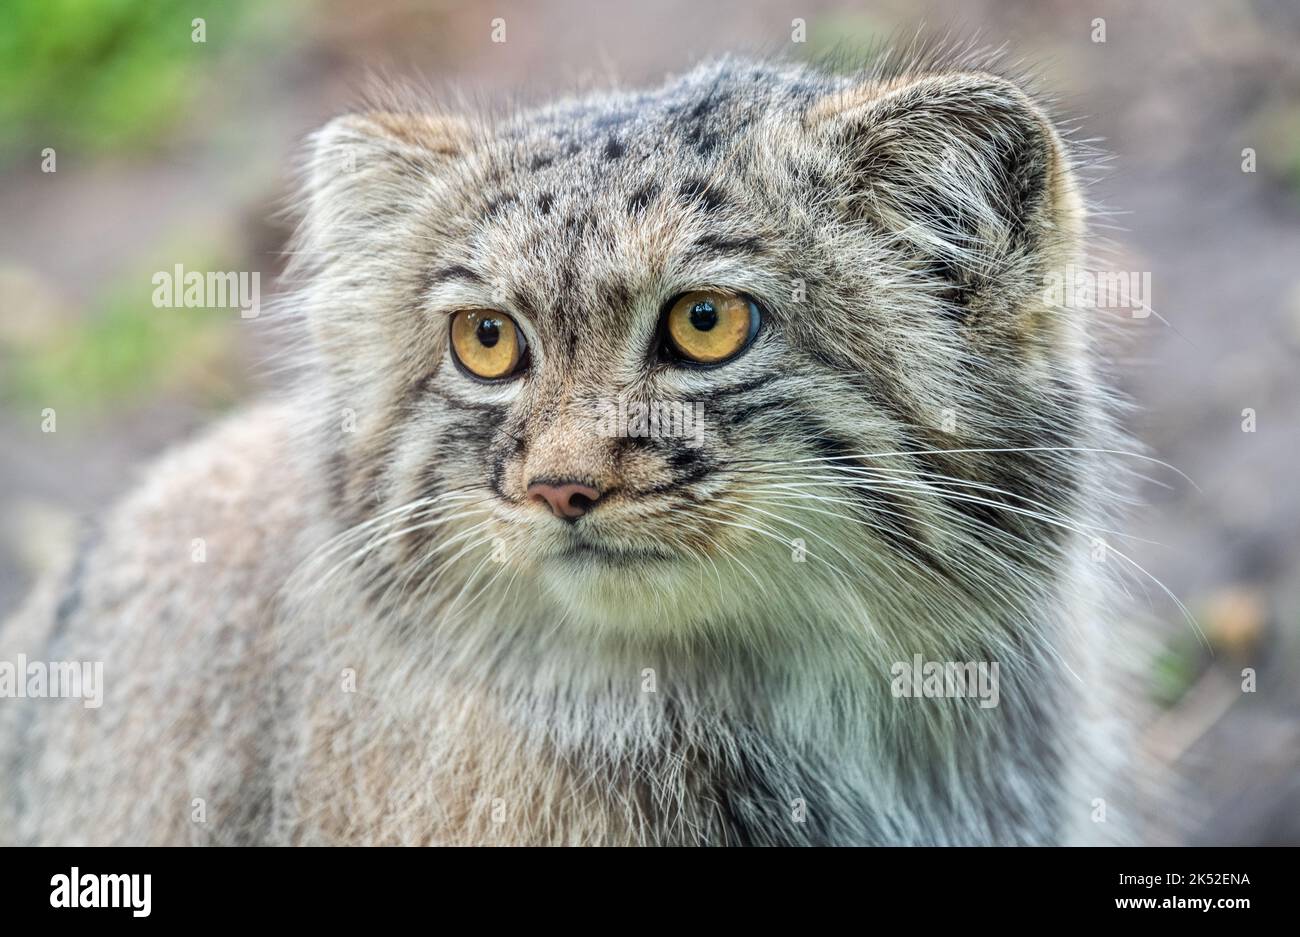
(510, 288), (541, 321)
(426, 264), (485, 288)
(688, 234), (764, 259)
(669, 79), (730, 126)
(670, 77), (734, 157)
(628, 181), (659, 215)
(485, 192), (519, 218)
(537, 192), (554, 215)
(559, 257), (577, 299)
(566, 320), (581, 359)
(565, 213), (593, 238)
(688, 85), (729, 118)
(784, 156), (830, 192)
(529, 153), (554, 171)
(594, 110), (633, 130)
(682, 121), (722, 157)
(678, 177), (726, 212)
(598, 276), (631, 311)
(603, 137), (626, 160)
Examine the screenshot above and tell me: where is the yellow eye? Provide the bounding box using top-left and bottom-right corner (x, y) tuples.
(664, 290), (760, 365)
(449, 310), (527, 380)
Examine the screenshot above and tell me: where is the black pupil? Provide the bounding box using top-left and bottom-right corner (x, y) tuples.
(476, 318), (501, 348)
(689, 301), (718, 331)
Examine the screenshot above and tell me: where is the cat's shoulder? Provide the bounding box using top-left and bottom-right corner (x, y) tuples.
(5, 400), (311, 659)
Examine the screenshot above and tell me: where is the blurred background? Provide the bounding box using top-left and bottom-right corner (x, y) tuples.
(1, 0), (1297, 845)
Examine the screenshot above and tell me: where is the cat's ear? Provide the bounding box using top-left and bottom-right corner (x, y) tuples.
(812, 72), (1081, 320)
(296, 111), (474, 359)
(302, 111), (473, 247)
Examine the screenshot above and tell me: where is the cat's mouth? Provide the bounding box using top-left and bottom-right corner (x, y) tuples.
(533, 530), (726, 630)
(551, 537), (678, 567)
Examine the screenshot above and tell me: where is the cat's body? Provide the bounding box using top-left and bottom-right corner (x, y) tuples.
(2, 54), (1136, 845)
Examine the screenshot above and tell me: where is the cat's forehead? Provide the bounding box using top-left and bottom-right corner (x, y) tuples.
(438, 74), (816, 338)
(507, 60), (830, 155)
(473, 60), (835, 207)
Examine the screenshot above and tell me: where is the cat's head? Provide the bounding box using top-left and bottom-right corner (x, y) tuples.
(293, 58), (1109, 646)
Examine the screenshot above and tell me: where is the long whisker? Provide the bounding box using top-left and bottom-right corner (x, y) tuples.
(304, 498), (485, 595)
(740, 453), (1158, 558)
(740, 469), (1204, 647)
(748, 446), (1199, 492)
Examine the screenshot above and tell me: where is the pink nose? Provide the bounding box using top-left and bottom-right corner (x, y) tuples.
(527, 480), (601, 520)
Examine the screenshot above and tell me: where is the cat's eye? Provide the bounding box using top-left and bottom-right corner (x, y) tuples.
(663, 290), (760, 365)
(449, 310), (528, 380)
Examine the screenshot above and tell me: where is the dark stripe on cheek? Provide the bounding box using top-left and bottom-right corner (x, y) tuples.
(705, 375), (791, 430)
(710, 373), (782, 398)
(488, 450), (512, 503)
(443, 417), (500, 449)
(794, 420), (945, 577)
(416, 460), (446, 505)
(634, 440), (716, 497)
(716, 397), (781, 428)
(425, 382), (509, 415)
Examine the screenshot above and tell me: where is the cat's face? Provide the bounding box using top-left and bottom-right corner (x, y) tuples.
(297, 61), (1099, 641)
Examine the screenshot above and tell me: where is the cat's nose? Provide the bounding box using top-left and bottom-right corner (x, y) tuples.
(527, 479), (602, 521)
